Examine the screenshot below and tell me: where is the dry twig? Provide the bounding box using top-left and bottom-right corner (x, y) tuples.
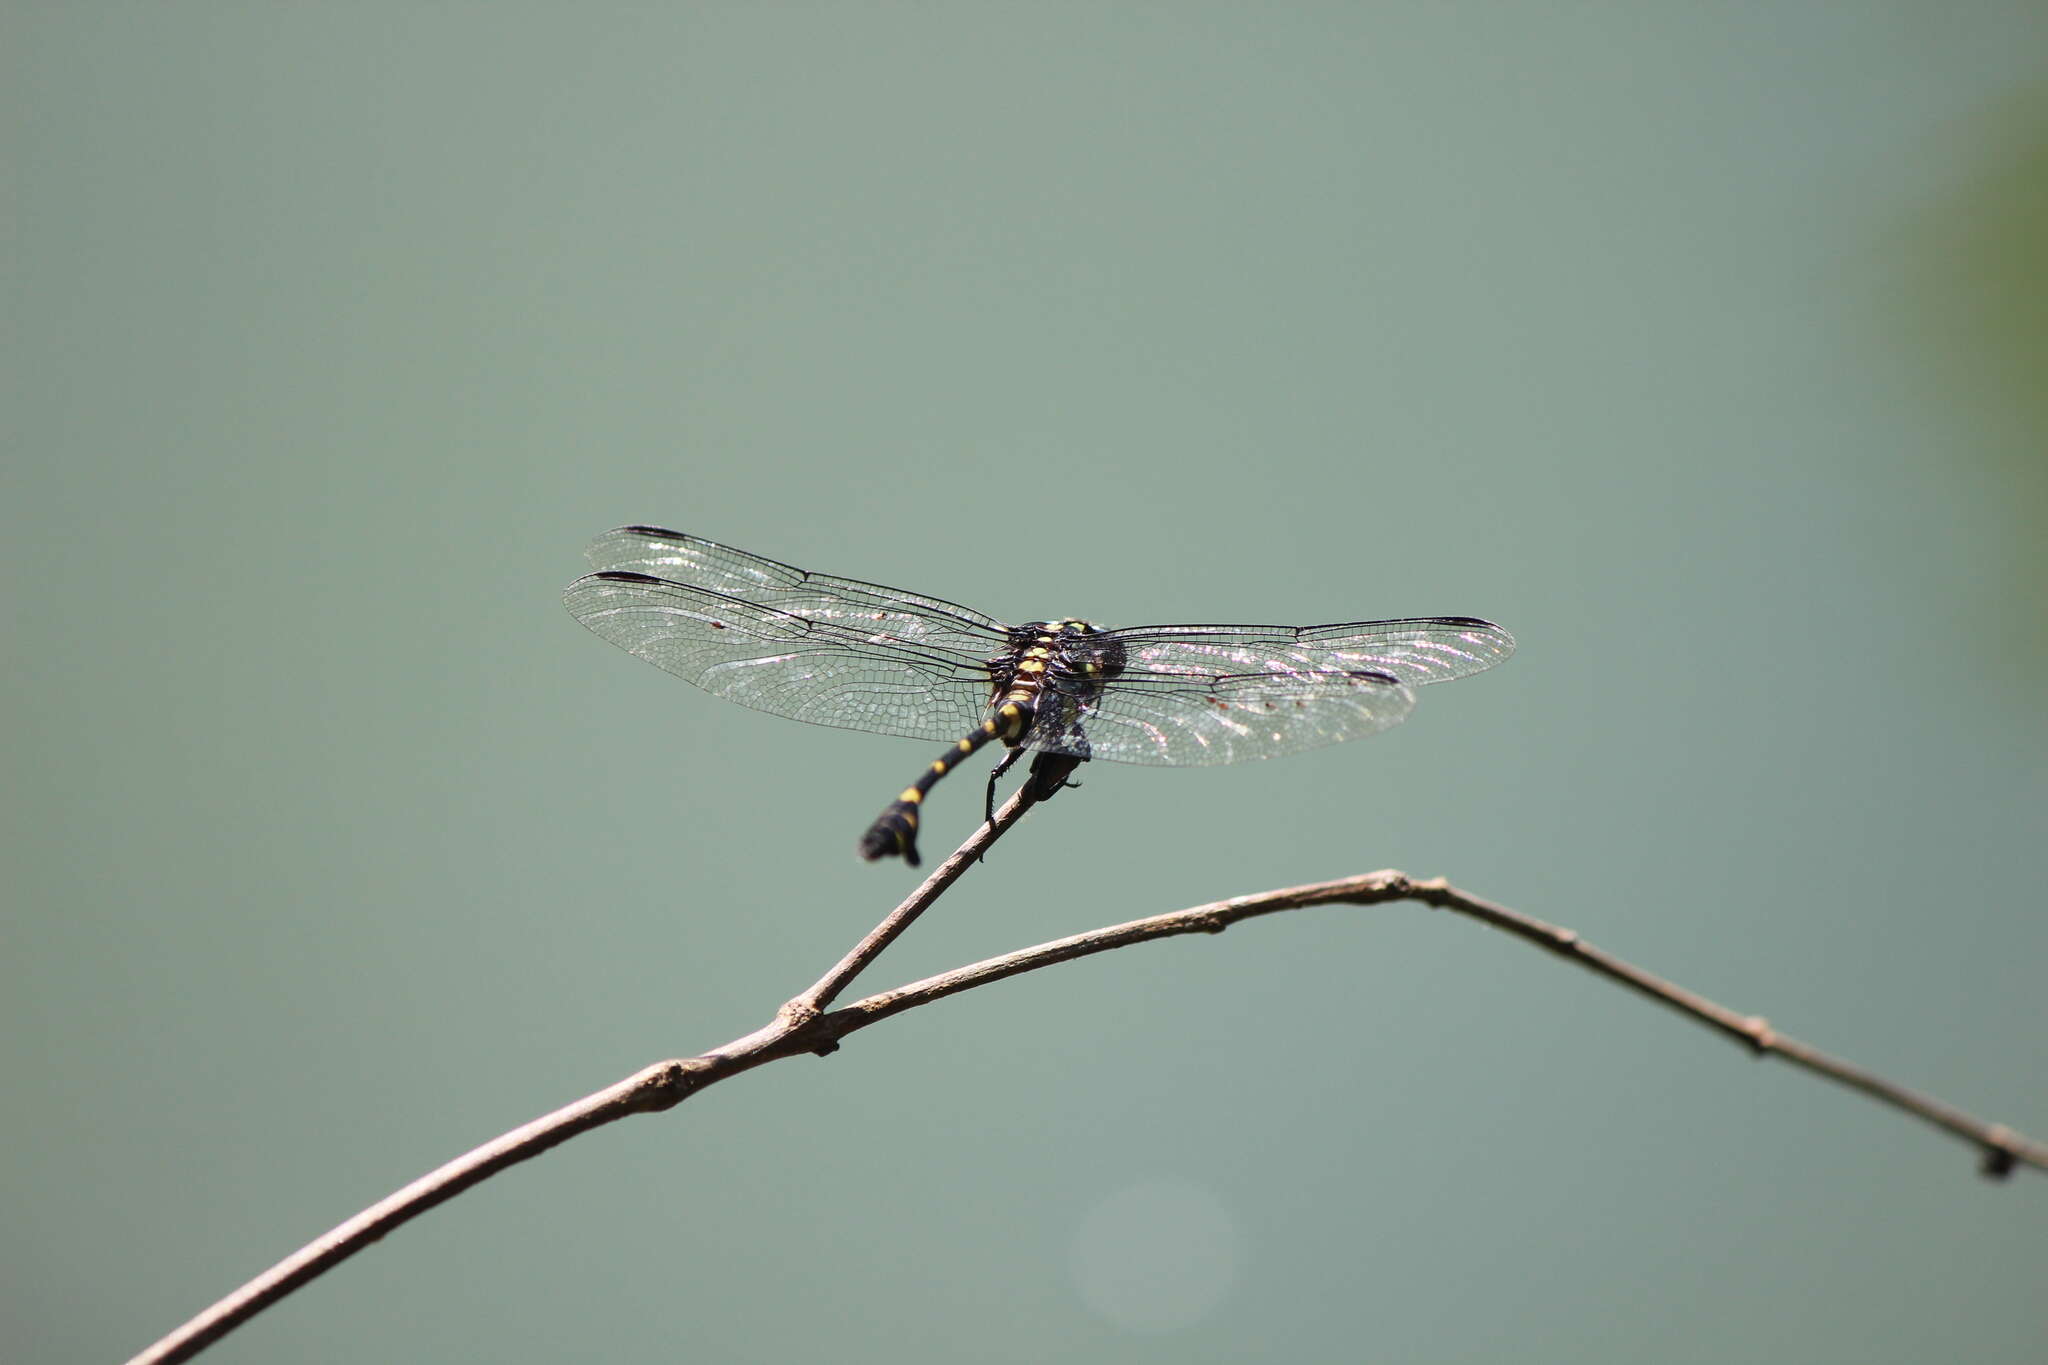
(129, 786), (2044, 1365)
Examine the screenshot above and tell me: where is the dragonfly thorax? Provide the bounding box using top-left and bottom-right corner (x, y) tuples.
(987, 620), (1125, 715)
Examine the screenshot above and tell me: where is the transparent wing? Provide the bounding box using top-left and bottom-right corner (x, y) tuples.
(1026, 666), (1418, 766)
(583, 526), (1015, 656)
(1018, 617), (1510, 766)
(1097, 618), (1516, 688)
(564, 571), (994, 743)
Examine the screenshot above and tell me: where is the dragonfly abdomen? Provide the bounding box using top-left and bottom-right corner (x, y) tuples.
(858, 701), (1033, 866)
(859, 620), (1108, 864)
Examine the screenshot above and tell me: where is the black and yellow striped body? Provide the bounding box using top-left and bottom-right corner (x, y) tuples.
(858, 619), (1115, 865)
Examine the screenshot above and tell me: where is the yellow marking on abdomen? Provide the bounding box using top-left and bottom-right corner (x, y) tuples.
(899, 788), (923, 803)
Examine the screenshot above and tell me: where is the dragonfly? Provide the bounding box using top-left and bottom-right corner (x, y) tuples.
(565, 526), (1515, 867)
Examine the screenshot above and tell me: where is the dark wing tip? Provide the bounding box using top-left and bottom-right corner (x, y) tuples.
(612, 524), (686, 539)
(1420, 617), (1515, 659)
(1470, 620), (1515, 656)
(563, 569), (678, 605)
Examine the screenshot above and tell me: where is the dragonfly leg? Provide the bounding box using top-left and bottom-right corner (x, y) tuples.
(984, 746), (1026, 825)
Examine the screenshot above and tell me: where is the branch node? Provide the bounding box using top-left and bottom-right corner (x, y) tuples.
(1740, 1015), (1777, 1054)
(623, 1060), (707, 1112)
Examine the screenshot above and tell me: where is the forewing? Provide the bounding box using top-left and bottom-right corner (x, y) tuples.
(565, 571), (992, 743)
(1095, 618), (1515, 688)
(1027, 663), (1418, 766)
(583, 526), (1014, 656)
(1020, 617), (1510, 766)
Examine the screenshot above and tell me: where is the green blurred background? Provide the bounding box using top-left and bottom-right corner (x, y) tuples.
(7, 4), (2046, 1361)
